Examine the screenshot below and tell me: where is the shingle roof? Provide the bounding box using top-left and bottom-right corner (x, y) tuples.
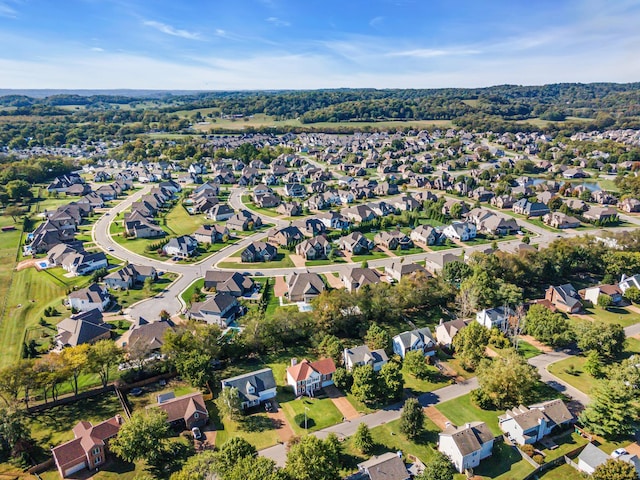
(221, 368), (276, 403)
(440, 422), (494, 456)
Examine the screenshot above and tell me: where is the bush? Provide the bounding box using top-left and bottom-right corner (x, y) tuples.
(470, 388), (493, 410)
(293, 413), (315, 429)
(520, 444), (535, 457)
(532, 454), (545, 465)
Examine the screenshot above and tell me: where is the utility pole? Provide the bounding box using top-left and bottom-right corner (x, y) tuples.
(304, 406), (310, 432)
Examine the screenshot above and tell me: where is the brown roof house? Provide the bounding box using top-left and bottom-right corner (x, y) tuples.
(545, 284), (583, 313)
(52, 416), (124, 478)
(152, 392), (208, 429)
(286, 272), (325, 303)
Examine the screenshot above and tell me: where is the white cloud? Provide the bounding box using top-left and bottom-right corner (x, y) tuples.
(142, 20), (202, 40)
(90, 47), (105, 52)
(387, 48), (481, 58)
(266, 17), (290, 27)
(369, 16), (384, 28)
(0, 1), (17, 18)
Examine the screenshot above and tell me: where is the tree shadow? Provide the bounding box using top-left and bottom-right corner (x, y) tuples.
(240, 414), (276, 433)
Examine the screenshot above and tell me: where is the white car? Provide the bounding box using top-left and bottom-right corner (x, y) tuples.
(191, 427), (203, 440)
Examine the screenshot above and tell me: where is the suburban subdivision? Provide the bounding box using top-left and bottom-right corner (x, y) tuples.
(2, 85), (640, 480)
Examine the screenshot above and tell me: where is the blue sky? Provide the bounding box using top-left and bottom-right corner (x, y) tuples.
(0, 0), (639, 89)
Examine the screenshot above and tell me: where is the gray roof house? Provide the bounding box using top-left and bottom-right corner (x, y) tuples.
(67, 284), (110, 312)
(438, 422), (494, 473)
(498, 399), (573, 445)
(341, 267), (382, 292)
(187, 292), (242, 328)
(221, 368), (277, 410)
(343, 345), (388, 372)
(287, 272), (325, 303)
(203, 271), (255, 296)
(163, 235), (198, 258)
(241, 241), (277, 263)
(357, 452), (410, 480)
(56, 309), (110, 349)
(392, 327), (436, 359)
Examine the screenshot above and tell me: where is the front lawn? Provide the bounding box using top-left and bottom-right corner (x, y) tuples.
(111, 274), (177, 308)
(402, 367), (452, 395)
(573, 305), (640, 328)
(218, 250), (295, 269)
(435, 393), (502, 436)
(280, 395), (343, 435)
(474, 441), (536, 480)
(351, 250), (389, 263)
(214, 409), (280, 451)
(538, 463), (582, 480)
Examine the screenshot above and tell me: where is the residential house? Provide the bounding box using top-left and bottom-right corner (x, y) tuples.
(276, 202), (302, 216)
(187, 292), (242, 327)
(163, 235), (198, 258)
(410, 225), (440, 246)
(286, 358), (336, 397)
(284, 183), (307, 198)
(385, 260), (430, 282)
(153, 392), (208, 429)
(577, 443), (640, 476)
(343, 204), (376, 223)
(227, 210), (262, 231)
(56, 309), (111, 348)
(465, 208), (519, 236)
(287, 272), (325, 302)
(254, 192), (281, 208)
(374, 181), (399, 196)
(392, 327), (436, 358)
(563, 168), (589, 179)
(618, 198), (640, 213)
(374, 230), (413, 250)
(498, 399), (573, 445)
(545, 284), (583, 313)
(476, 306), (515, 332)
(343, 345), (388, 372)
(513, 199), (550, 217)
(620, 274), (640, 294)
(67, 284), (110, 312)
(442, 222), (477, 241)
(357, 452), (410, 480)
(542, 212), (581, 229)
(583, 206), (618, 223)
(125, 317), (174, 351)
(435, 318), (469, 349)
(295, 235), (331, 260)
(268, 226), (305, 247)
(442, 199), (469, 216)
(337, 231), (373, 254)
(581, 284), (624, 306)
(425, 252), (463, 275)
(241, 241), (277, 263)
(316, 211), (351, 230)
(193, 224), (229, 244)
(104, 264), (157, 290)
(61, 251), (108, 276)
(438, 422), (494, 474)
(52, 416), (123, 478)
(221, 368), (277, 410)
(292, 218), (326, 237)
(206, 204), (235, 221)
(203, 271), (255, 296)
(341, 267), (382, 292)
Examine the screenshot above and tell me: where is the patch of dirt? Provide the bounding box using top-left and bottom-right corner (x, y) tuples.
(16, 258), (38, 271)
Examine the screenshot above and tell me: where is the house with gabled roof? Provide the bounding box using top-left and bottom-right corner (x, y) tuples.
(187, 292), (242, 327)
(357, 452), (410, 480)
(163, 235), (198, 258)
(241, 241), (277, 263)
(343, 345), (388, 372)
(545, 283), (583, 313)
(125, 317), (174, 351)
(68, 284), (110, 312)
(56, 309), (110, 349)
(52, 416), (124, 478)
(341, 267), (382, 292)
(152, 391), (208, 429)
(498, 399), (573, 445)
(221, 368), (277, 410)
(286, 358), (336, 397)
(203, 271), (255, 297)
(287, 272), (325, 302)
(385, 260), (430, 282)
(435, 318), (470, 349)
(476, 306), (515, 332)
(295, 234), (331, 260)
(393, 327), (436, 358)
(438, 422), (494, 473)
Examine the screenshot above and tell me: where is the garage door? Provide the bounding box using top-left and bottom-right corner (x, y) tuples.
(64, 462), (86, 476)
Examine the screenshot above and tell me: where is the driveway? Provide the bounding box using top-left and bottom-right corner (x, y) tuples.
(266, 400), (295, 444)
(324, 385), (359, 421)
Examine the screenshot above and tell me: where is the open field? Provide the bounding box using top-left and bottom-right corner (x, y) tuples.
(572, 305), (640, 328)
(435, 393), (502, 436)
(164, 202), (209, 236)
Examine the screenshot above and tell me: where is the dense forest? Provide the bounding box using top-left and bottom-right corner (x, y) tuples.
(1, 83), (640, 143)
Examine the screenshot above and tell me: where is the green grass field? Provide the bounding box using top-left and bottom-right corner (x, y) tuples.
(164, 203), (208, 236)
(402, 366), (452, 395)
(474, 441), (536, 480)
(218, 250), (295, 269)
(435, 393), (502, 436)
(281, 395), (343, 435)
(572, 306), (640, 328)
(538, 463), (584, 480)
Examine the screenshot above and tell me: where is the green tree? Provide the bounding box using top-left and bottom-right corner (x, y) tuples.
(86, 340), (122, 388)
(216, 437), (257, 473)
(0, 407), (32, 461)
(351, 365), (378, 405)
(0, 361), (30, 406)
(400, 398), (424, 439)
(224, 456), (284, 480)
(110, 409), (170, 465)
(584, 351), (604, 378)
(442, 261), (472, 285)
(316, 335), (344, 364)
(416, 451), (454, 480)
(524, 304), (574, 347)
(593, 458), (638, 480)
(450, 202), (463, 219)
(364, 323), (390, 352)
(403, 350), (430, 380)
(285, 435), (340, 480)
(353, 422), (374, 454)
(597, 294), (613, 309)
(332, 367), (353, 391)
(624, 286), (640, 304)
(576, 321), (626, 360)
(452, 321), (490, 371)
(216, 387), (243, 421)
(5, 180), (32, 202)
(580, 379), (637, 439)
(476, 350), (540, 409)
(379, 362), (404, 402)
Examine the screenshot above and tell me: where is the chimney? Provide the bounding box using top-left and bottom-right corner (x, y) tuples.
(465, 423), (472, 429)
(115, 414), (123, 425)
(291, 358), (298, 366)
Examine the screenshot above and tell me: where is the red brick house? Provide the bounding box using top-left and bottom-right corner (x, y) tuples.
(52, 416), (123, 478)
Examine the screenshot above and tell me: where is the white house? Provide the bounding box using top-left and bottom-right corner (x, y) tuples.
(476, 306), (514, 332)
(392, 327), (436, 359)
(343, 345), (388, 372)
(220, 368), (277, 410)
(498, 399), (573, 445)
(67, 284), (110, 313)
(578, 443), (640, 476)
(187, 293), (242, 328)
(442, 222), (477, 242)
(438, 422), (494, 474)
(435, 319), (469, 349)
(286, 358), (336, 397)
(619, 274), (640, 294)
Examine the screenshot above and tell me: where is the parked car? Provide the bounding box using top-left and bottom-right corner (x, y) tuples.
(129, 387), (143, 396)
(191, 427), (202, 440)
(264, 401), (275, 413)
